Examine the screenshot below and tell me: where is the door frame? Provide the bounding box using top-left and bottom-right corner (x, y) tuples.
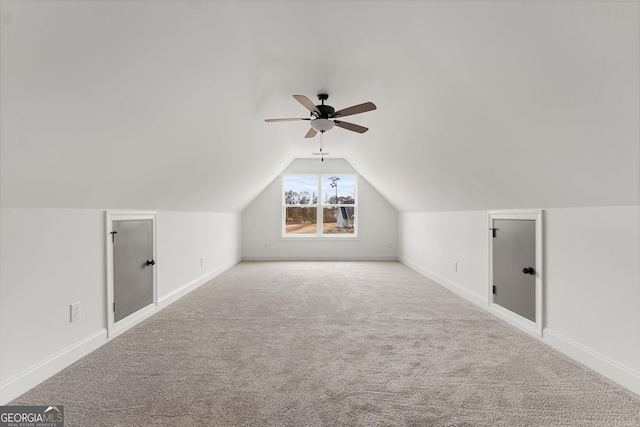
(488, 209), (543, 337)
(106, 211), (158, 339)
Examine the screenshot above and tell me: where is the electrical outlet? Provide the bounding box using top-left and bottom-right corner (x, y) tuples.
(70, 302), (81, 322)
(388, 243), (393, 249)
(264, 243), (268, 249)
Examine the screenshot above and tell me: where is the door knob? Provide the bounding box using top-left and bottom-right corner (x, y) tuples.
(522, 267), (535, 275)
(146, 259), (156, 266)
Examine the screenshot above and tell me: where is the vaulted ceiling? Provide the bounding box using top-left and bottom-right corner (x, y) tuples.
(1, 1), (638, 212)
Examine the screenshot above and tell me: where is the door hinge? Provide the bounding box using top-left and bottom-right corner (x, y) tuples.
(489, 228), (497, 238)
(492, 285), (497, 295)
(113, 301), (116, 313)
(110, 231), (118, 243)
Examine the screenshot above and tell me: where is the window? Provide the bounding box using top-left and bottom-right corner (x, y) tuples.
(283, 175), (357, 237)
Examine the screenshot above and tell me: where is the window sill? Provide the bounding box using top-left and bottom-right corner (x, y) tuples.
(279, 235), (360, 241)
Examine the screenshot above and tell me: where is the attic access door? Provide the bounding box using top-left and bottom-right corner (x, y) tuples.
(113, 219), (154, 322)
(106, 212), (157, 338)
(489, 211), (543, 336)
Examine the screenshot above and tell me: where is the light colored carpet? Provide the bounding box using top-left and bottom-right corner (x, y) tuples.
(12, 262), (640, 426)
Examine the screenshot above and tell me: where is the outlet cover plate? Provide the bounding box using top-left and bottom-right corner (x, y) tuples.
(70, 302), (81, 322)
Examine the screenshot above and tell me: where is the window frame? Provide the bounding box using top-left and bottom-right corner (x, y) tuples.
(281, 174), (358, 239)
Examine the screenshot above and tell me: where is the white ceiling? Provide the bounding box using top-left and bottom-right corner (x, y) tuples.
(1, 0), (638, 212)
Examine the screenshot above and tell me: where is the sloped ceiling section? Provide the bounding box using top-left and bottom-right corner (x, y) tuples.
(1, 1), (638, 212)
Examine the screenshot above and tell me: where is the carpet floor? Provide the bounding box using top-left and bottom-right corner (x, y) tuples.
(11, 261), (640, 426)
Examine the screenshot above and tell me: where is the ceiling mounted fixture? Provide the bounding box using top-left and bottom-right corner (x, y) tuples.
(265, 93), (376, 139)
(310, 118), (334, 133)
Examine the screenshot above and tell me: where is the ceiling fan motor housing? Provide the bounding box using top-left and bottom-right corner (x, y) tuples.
(315, 104), (335, 119)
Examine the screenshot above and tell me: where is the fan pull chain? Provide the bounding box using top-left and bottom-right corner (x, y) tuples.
(320, 131), (324, 162)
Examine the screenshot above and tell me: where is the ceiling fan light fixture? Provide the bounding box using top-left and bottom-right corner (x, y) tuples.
(264, 94), (376, 138)
(310, 118), (334, 132)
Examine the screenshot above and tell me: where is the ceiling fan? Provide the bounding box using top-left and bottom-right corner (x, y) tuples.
(265, 94), (376, 138)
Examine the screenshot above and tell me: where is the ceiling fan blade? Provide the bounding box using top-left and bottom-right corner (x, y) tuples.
(305, 128), (318, 138)
(293, 95), (320, 115)
(334, 120), (368, 134)
(265, 118), (311, 122)
(333, 102), (377, 118)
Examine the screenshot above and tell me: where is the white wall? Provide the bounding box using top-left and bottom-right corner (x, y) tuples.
(398, 206), (640, 394)
(543, 207), (639, 382)
(157, 211), (241, 300)
(0, 209), (106, 391)
(398, 210), (489, 305)
(0, 208), (241, 404)
(242, 158), (398, 261)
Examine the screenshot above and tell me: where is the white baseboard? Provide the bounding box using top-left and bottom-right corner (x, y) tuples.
(0, 258), (241, 405)
(399, 256), (487, 308)
(242, 255), (398, 261)
(489, 303), (541, 338)
(0, 329), (107, 405)
(159, 257), (241, 309)
(399, 256), (639, 396)
(108, 303), (158, 340)
(543, 329), (640, 395)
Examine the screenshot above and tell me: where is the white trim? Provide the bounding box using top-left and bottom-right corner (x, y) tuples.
(543, 329), (640, 395)
(243, 255), (397, 262)
(105, 211), (158, 339)
(0, 258), (241, 405)
(277, 235), (361, 242)
(489, 303), (540, 338)
(488, 209), (544, 337)
(399, 256), (488, 308)
(107, 304), (157, 340)
(399, 256), (640, 396)
(0, 330), (107, 405)
(158, 258), (241, 309)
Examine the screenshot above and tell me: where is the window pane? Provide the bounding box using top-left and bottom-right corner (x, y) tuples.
(285, 207), (317, 234)
(322, 207), (355, 234)
(284, 176), (318, 205)
(322, 176), (355, 204)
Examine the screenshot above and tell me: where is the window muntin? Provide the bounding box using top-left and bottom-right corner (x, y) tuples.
(283, 174), (357, 237)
